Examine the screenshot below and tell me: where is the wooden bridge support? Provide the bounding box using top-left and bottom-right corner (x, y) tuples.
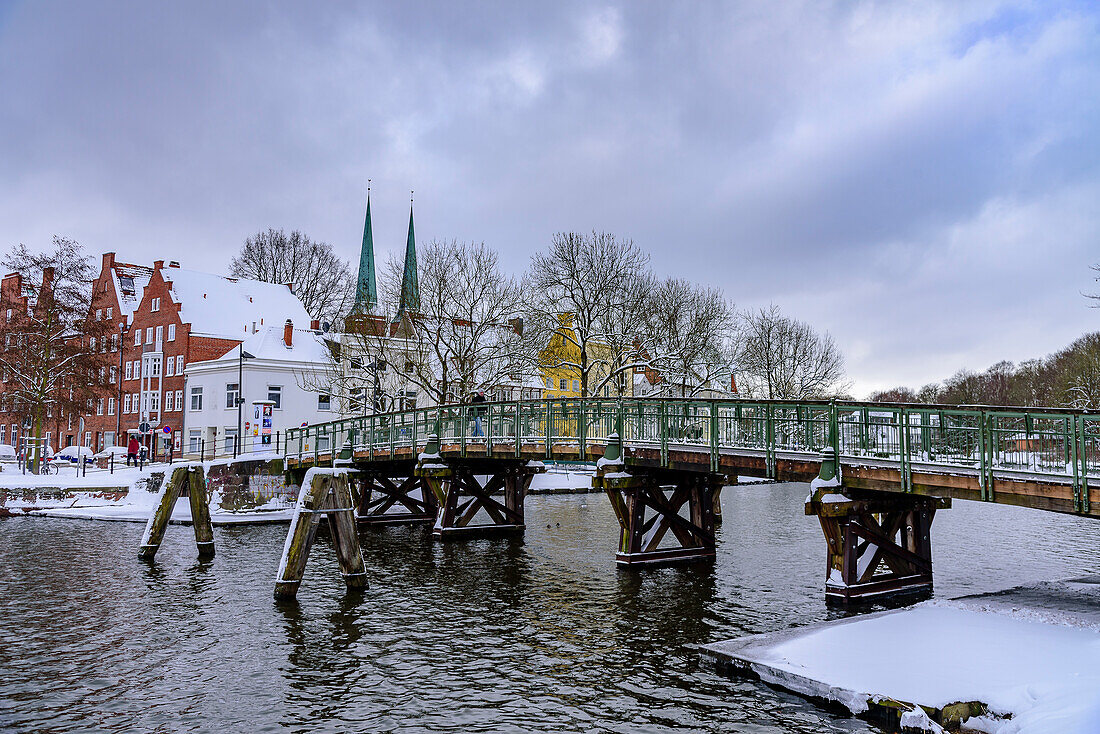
(275, 469), (368, 600)
(356, 471), (437, 526)
(418, 460), (544, 539)
(806, 489), (950, 605)
(597, 467), (722, 567)
(139, 464), (214, 561)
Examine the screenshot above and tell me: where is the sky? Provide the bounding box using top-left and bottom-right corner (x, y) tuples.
(0, 1), (1097, 397)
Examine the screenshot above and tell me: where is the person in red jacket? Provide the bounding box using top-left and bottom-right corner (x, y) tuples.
(126, 435), (140, 467)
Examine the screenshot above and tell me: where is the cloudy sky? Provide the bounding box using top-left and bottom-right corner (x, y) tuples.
(0, 1), (1097, 396)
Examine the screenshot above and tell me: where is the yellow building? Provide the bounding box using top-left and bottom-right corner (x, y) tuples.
(538, 315), (634, 400)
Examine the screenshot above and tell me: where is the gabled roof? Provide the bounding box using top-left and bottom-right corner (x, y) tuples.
(196, 325), (333, 366)
(159, 268), (311, 340)
(111, 262), (154, 320)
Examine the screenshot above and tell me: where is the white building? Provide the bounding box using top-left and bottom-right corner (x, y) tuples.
(183, 321), (335, 457)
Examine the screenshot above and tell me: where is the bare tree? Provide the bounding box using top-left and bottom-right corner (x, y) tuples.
(737, 305), (846, 399)
(528, 232), (652, 397)
(0, 238), (112, 472)
(230, 229), (354, 327)
(329, 240), (532, 411)
(647, 278), (738, 397)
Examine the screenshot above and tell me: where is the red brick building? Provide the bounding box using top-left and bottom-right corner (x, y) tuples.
(0, 252), (311, 457)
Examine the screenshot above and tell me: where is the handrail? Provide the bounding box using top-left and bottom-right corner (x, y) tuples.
(284, 397), (1100, 506)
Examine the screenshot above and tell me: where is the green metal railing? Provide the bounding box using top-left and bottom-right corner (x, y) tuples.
(286, 398), (1100, 511)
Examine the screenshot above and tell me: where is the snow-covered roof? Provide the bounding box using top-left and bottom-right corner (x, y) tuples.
(160, 268), (311, 340)
(197, 325), (334, 366)
(112, 263), (154, 320)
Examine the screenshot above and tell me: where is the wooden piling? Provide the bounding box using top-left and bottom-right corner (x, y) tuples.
(138, 464), (215, 561)
(187, 466), (215, 559)
(275, 469), (367, 600)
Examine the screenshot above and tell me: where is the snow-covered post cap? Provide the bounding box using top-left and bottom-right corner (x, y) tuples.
(418, 433), (441, 462)
(595, 432), (624, 475)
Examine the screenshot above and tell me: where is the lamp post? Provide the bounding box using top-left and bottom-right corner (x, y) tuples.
(117, 321), (128, 446)
(235, 346), (256, 458)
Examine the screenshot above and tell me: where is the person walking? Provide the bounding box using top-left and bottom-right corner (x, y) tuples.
(470, 391), (487, 438)
(126, 434), (140, 467)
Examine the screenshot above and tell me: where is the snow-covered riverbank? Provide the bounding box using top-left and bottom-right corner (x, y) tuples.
(703, 578), (1100, 733)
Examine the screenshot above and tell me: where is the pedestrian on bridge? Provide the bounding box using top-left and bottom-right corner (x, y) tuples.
(470, 391), (487, 437)
(126, 435), (141, 467)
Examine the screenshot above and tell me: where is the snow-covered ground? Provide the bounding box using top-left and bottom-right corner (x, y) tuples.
(704, 578), (1100, 733)
(1, 459), (294, 524)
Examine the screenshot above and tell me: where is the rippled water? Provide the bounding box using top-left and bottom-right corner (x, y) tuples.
(3, 482), (1100, 733)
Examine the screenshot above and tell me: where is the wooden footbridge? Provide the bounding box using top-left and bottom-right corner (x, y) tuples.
(141, 398), (1100, 605)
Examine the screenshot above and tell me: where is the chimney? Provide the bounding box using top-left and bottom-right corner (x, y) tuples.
(730, 374), (738, 395)
(102, 252), (115, 271)
(310, 319), (320, 331)
(283, 320), (293, 347)
(168, 260), (180, 268)
(284, 281), (294, 294)
(153, 259), (164, 270)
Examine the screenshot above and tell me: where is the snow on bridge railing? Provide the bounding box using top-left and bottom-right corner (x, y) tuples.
(285, 398), (1100, 506)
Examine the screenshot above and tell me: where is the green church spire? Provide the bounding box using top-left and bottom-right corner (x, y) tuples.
(354, 182), (378, 312)
(398, 194), (419, 314)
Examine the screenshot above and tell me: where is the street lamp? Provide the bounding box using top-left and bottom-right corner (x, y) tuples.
(235, 345), (256, 458)
(117, 321), (129, 446)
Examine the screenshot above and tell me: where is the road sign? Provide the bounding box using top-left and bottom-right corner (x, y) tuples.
(139, 422), (151, 433)
(162, 425), (172, 434)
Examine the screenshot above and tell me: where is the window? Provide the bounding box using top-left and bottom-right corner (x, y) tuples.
(226, 383), (239, 409)
(223, 428), (239, 453)
(106, 307), (112, 320)
(96, 309), (102, 320)
(135, 330), (141, 346)
(168, 324), (175, 341)
(110, 366), (117, 384)
(155, 326), (163, 344)
(560, 378), (568, 391)
(165, 391), (174, 412)
(111, 333), (118, 351)
(165, 357), (173, 377)
(150, 358), (161, 377)
(176, 356), (184, 374)
(546, 377), (553, 389)
(90, 337), (96, 352)
(188, 429), (201, 454)
(84, 432), (91, 448)
(151, 297), (161, 312)
(96, 398), (104, 416)
(175, 390), (182, 409)
(267, 385), (282, 409)
(124, 394), (131, 414)
(190, 387), (203, 411)
(318, 394), (331, 411)
(4, 309), (9, 321)
(133, 393), (140, 413)
(0, 426), (6, 444)
(149, 391), (160, 412)
(573, 379), (579, 392)
(145, 327), (153, 343)
(108, 397), (115, 416)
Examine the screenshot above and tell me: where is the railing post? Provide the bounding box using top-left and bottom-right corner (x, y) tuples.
(545, 399), (553, 460)
(659, 400), (668, 466)
(765, 404), (775, 479)
(978, 410), (991, 501)
(829, 400), (840, 471)
(899, 406), (911, 492)
(710, 400), (719, 472)
(1080, 415), (1091, 513)
(579, 398), (587, 460)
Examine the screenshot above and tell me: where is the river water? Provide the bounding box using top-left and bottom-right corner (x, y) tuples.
(3, 482), (1100, 733)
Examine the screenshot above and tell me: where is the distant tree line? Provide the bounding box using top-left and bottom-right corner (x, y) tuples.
(870, 332), (1100, 409)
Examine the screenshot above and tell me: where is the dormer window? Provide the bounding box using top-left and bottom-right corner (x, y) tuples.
(119, 276), (135, 296)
